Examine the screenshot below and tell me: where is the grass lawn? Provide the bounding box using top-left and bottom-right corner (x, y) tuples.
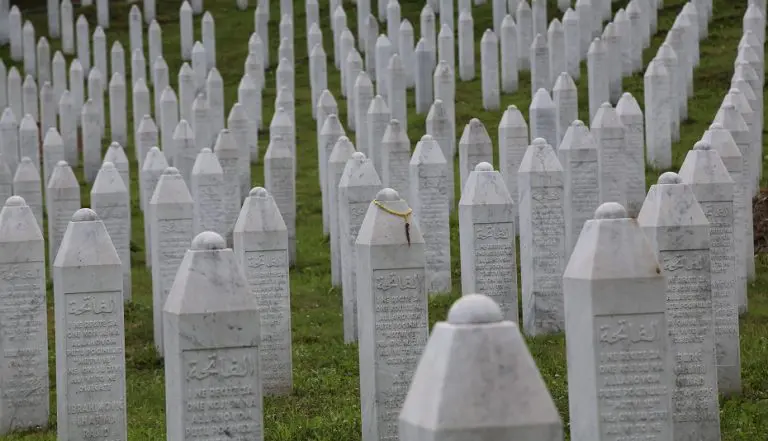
(1, 0), (767, 439)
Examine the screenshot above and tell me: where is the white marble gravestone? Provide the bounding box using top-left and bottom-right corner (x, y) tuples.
(518, 140), (566, 335)
(655, 43), (681, 142)
(388, 54), (407, 132)
(548, 19), (565, 88)
(329, 137), (357, 287)
(339, 153), (382, 343)
(213, 130), (242, 240)
(0, 109), (19, 174)
(498, 105), (528, 219)
(458, 11), (475, 81)
(60, 0), (74, 54)
(103, 142), (130, 204)
(163, 231), (264, 441)
(558, 120), (599, 258)
(0, 195), (49, 434)
(264, 138), (296, 266)
(414, 39), (434, 114)
(319, 114), (346, 235)
(128, 5), (143, 58)
(92, 163), (131, 302)
(54, 208), (127, 441)
(8, 7), (21, 61)
(111, 42), (125, 81)
(42, 128), (65, 186)
(356, 188), (427, 441)
(399, 20), (415, 88)
(367, 96), (391, 177)
(355, 72), (374, 155)
(592, 102), (630, 212)
(0, 158), (9, 207)
(500, 16), (519, 93)
(173, 120), (196, 186)
(516, 1), (533, 70)
(22, 76), (38, 122)
(602, 23), (622, 104)
(37, 82), (53, 136)
(459, 163), (518, 322)
(233, 187), (293, 396)
(399, 294), (563, 440)
(375, 35), (393, 101)
(678, 142), (741, 395)
(159, 86), (178, 158)
(587, 38), (609, 122)
(206, 68), (224, 136)
(191, 148), (226, 237)
(19, 114), (39, 167)
(226, 103), (253, 198)
(529, 88), (557, 149)
(7, 68), (23, 126)
(87, 68), (104, 132)
(191, 93), (210, 152)
(381, 119), (411, 198)
(615, 92), (647, 217)
(553, 72), (578, 148)
(141, 147), (169, 268)
(637, 172), (722, 441)
(458, 118), (494, 190)
(37, 37), (51, 86)
(644, 60), (672, 169)
(410, 135), (451, 293)
(347, 50), (364, 129)
(47, 160), (80, 261)
(425, 100), (455, 207)
(14, 157), (42, 229)
(563, 202), (673, 441)
(22, 21), (36, 78)
(150, 167), (195, 353)
(179, 2), (193, 60)
(530, 33), (549, 96)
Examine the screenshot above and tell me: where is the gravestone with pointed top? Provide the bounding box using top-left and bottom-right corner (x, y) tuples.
(655, 44), (680, 142)
(159, 86), (179, 160)
(425, 100), (455, 209)
(233, 188), (292, 396)
(381, 119), (411, 197)
(421, 4), (436, 51)
(355, 72), (375, 155)
(563, 201), (673, 441)
(375, 35), (393, 102)
(480, 30), (500, 110)
(255, 5), (269, 66)
(42, 128), (65, 186)
(7, 68), (22, 125)
(722, 90), (757, 198)
(191, 43), (207, 92)
(399, 20), (415, 88)
(132, 76), (151, 139)
(202, 12), (216, 70)
(191, 148), (226, 237)
(529, 33), (549, 95)
(339, 153), (381, 342)
(387, 54), (407, 132)
(547, 21), (565, 87)
(0, 109), (19, 175)
(131, 47), (147, 87)
(191, 93), (210, 153)
(329, 138), (357, 287)
(310, 44), (328, 119)
(93, 29), (107, 91)
(459, 119), (494, 190)
(96, 0), (109, 28)
(238, 74), (261, 152)
(136, 115), (159, 206)
(356, 187), (427, 441)
(172, 120), (196, 186)
(81, 100), (101, 183)
(46, 161), (80, 262)
(163, 231), (264, 439)
(0, 195), (48, 434)
(91, 163), (131, 301)
(22, 21), (36, 78)
(529, 88), (557, 149)
(601, 23), (621, 104)
(0, 61), (5, 110)
(637, 172), (722, 440)
(499, 17), (518, 94)
(433, 62), (456, 148)
(179, 2), (193, 60)
(458, 11), (475, 81)
(152, 57), (169, 117)
(319, 115), (346, 236)
(60, 0), (74, 54)
(128, 5), (143, 58)
(558, 120), (599, 257)
(39, 85), (57, 134)
(22, 76), (38, 123)
(367, 96), (391, 177)
(52, 52), (66, 105)
(226, 104), (252, 198)
(615, 93), (646, 216)
(150, 167), (194, 353)
(87, 68), (105, 132)
(8, 6), (22, 61)
(387, 0), (402, 56)
(498, 105), (528, 217)
(37, 37), (51, 86)
(678, 142), (740, 395)
(644, 60), (671, 169)
(111, 42), (125, 80)
(587, 38), (609, 121)
(264, 138), (296, 265)
(103, 142), (130, 203)
(205, 69), (224, 137)
(316, 89), (338, 150)
(366, 16), (380, 75)
(552, 73), (578, 148)
(19, 114), (39, 168)
(141, 147), (169, 268)
(460, 163), (518, 321)
(213, 130), (242, 240)
(269, 108), (296, 173)
(592, 102), (629, 210)
(58, 92), (77, 167)
(55, 209), (128, 441)
(410, 135), (451, 293)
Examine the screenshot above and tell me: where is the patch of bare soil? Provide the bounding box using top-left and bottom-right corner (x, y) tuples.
(753, 189), (768, 253)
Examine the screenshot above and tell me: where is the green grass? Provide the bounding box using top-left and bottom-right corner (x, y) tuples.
(1, 0), (767, 439)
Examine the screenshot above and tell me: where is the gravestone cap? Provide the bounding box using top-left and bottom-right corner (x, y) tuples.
(594, 202), (627, 219)
(250, 187), (269, 198)
(191, 231), (226, 250)
(531, 88), (554, 108)
(553, 72), (576, 90)
(5, 195), (25, 207)
(447, 293), (504, 324)
(693, 141), (711, 151)
(73, 207), (99, 222)
(657, 172), (682, 185)
(475, 162), (494, 172)
(616, 93), (641, 115)
(163, 167), (180, 176)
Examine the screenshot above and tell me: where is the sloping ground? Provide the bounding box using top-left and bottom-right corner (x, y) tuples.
(0, 0), (766, 440)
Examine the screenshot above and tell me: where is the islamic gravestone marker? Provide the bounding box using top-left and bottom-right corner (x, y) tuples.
(53, 209), (127, 441)
(563, 202), (673, 441)
(0, 196), (48, 434)
(233, 188), (293, 397)
(46, 161), (80, 262)
(356, 188), (428, 441)
(163, 232), (263, 441)
(459, 163), (518, 322)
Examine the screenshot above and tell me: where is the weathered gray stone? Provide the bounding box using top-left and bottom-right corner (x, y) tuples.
(356, 187), (427, 441)
(333, 9), (348, 71)
(46, 161), (80, 262)
(213, 130), (242, 241)
(400, 293), (562, 440)
(458, 119), (493, 190)
(238, 73), (261, 151)
(459, 162), (518, 321)
(458, 10), (475, 81)
(103, 142), (130, 203)
(92, 162), (131, 301)
(152, 56), (169, 119)
(375, 35), (393, 102)
(42, 127), (65, 186)
(269, 107), (296, 173)
(432, 62), (456, 154)
(637, 172), (722, 441)
(150, 167), (194, 353)
(51, 52), (67, 107)
(655, 44), (681, 142)
(97, 0), (109, 28)
(191, 42), (207, 91)
(38, 90), (57, 166)
(380, 119), (411, 199)
(8, 7), (21, 61)
(0, 195), (49, 434)
(678, 141), (740, 395)
(329, 137), (357, 288)
(399, 20), (415, 88)
(233, 187), (293, 397)
(53, 208), (127, 441)
(515, 1), (533, 71)
(310, 44), (328, 119)
(159, 86), (178, 162)
(499, 16), (518, 93)
(264, 137), (296, 265)
(339, 153), (381, 342)
(366, 16), (380, 75)
(602, 22), (622, 103)
(316, 89), (338, 156)
(410, 135), (451, 293)
(319, 115), (346, 237)
(205, 68), (225, 137)
(387, 0), (402, 56)
(132, 75), (151, 142)
(255, 5), (270, 66)
(547, 20), (565, 89)
(163, 231), (264, 440)
(226, 103), (252, 199)
(420, 4), (436, 51)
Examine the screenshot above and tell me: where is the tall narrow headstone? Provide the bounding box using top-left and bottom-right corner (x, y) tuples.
(191, 93), (210, 152)
(136, 115), (158, 202)
(22, 21), (37, 78)
(329, 137), (357, 287)
(129, 5), (143, 57)
(103, 142), (130, 202)
(563, 8), (580, 79)
(92, 28), (107, 90)
(7, 68), (22, 125)
(163, 231), (264, 440)
(530, 33), (549, 95)
(388, 54), (407, 131)
(655, 43), (680, 142)
(46, 161), (80, 262)
(87, 68), (104, 132)
(179, 2), (193, 60)
(518, 140), (566, 335)
(213, 130), (242, 240)
(399, 20), (415, 88)
(173, 120), (196, 185)
(644, 60), (672, 169)
(458, 11), (475, 81)
(264, 138), (296, 265)
(410, 135), (451, 293)
(375, 35), (393, 101)
(191, 148), (226, 237)
(529, 88), (557, 149)
(516, 1), (533, 70)
(602, 22), (622, 103)
(592, 102), (629, 210)
(563, 202), (673, 441)
(42, 128), (65, 186)
(500, 16), (518, 93)
(53, 208), (127, 441)
(0, 195), (49, 434)
(553, 72), (578, 147)
(0, 109), (18, 174)
(425, 100), (455, 209)
(61, 0), (74, 54)
(227, 103), (252, 198)
(233, 188), (293, 396)
(19, 114), (39, 167)
(381, 119), (411, 197)
(355, 72), (374, 155)
(367, 96), (391, 177)
(587, 38), (608, 121)
(458, 119), (494, 190)
(81, 100), (101, 183)
(142, 147), (169, 268)
(37, 37), (51, 86)
(637, 172), (722, 440)
(202, 12), (216, 70)
(111, 41), (125, 80)
(480, 30), (500, 110)
(75, 16), (89, 74)
(498, 105), (528, 216)
(22, 76), (38, 122)
(58, 92), (77, 167)
(459, 163), (518, 321)
(356, 187), (428, 441)
(615, 92), (647, 216)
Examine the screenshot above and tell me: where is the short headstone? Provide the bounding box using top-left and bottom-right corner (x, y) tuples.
(179, 2), (193, 60)
(425, 100), (455, 208)
(644, 60), (672, 169)
(552, 72), (578, 148)
(91, 162), (131, 301)
(93, 28), (107, 90)
(458, 118), (494, 190)
(381, 119), (411, 197)
(518, 139), (566, 335)
(339, 153), (381, 342)
(81, 99), (101, 183)
(329, 137), (357, 287)
(46, 161), (80, 262)
(53, 208), (127, 441)
(163, 231), (264, 440)
(563, 8), (580, 79)
(58, 91), (77, 167)
(637, 172), (722, 440)
(529, 88), (557, 150)
(60, 0), (74, 54)
(529, 33), (549, 96)
(498, 105), (528, 217)
(173, 120), (196, 185)
(400, 294), (562, 440)
(615, 92), (647, 216)
(191, 148), (226, 237)
(264, 137), (297, 265)
(141, 147), (169, 268)
(410, 135), (451, 293)
(557, 120), (599, 257)
(129, 5), (143, 57)
(150, 167), (194, 353)
(563, 202), (673, 441)
(19, 114), (39, 167)
(22, 21), (36, 78)
(678, 141), (740, 395)
(22, 75), (38, 123)
(356, 187), (428, 441)
(480, 30), (500, 110)
(111, 41), (125, 79)
(0, 195), (49, 434)
(458, 11), (475, 81)
(37, 37), (51, 86)
(459, 162), (518, 321)
(354, 72), (375, 155)
(367, 95), (391, 178)
(587, 38), (609, 121)
(591, 102), (629, 211)
(233, 188), (293, 396)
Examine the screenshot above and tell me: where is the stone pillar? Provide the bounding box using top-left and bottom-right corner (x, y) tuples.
(328, 137), (357, 287)
(500, 15), (518, 93)
(458, 118), (493, 191)
(92, 163), (131, 301)
(46, 161), (80, 265)
(552, 72), (578, 148)
(458, 10), (475, 81)
(480, 30), (500, 110)
(381, 119), (411, 197)
(498, 105), (528, 215)
(264, 137), (296, 265)
(529, 88), (557, 150)
(644, 60), (672, 169)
